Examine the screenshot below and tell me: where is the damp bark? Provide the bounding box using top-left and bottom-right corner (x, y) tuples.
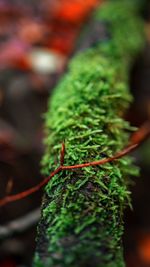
(33, 1), (145, 266)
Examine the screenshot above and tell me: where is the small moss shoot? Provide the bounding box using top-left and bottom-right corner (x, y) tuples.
(34, 1), (145, 266)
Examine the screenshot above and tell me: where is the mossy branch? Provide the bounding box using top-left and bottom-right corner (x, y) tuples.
(33, 1), (145, 266)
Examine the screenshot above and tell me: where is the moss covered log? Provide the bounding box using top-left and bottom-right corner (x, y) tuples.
(34, 1), (145, 266)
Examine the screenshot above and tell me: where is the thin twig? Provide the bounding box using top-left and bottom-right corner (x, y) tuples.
(0, 122), (149, 207)
(0, 167), (62, 207)
(61, 143), (138, 170)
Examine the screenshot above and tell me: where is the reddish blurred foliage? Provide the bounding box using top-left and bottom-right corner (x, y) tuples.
(138, 234), (150, 264)
(53, 0), (99, 23)
(0, 0), (99, 70)
(125, 232), (150, 267)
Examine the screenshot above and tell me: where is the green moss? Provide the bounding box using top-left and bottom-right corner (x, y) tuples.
(34, 1), (144, 266)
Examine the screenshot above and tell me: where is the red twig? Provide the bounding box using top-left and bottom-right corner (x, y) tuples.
(61, 143), (138, 170)
(0, 167), (62, 207)
(0, 122), (150, 207)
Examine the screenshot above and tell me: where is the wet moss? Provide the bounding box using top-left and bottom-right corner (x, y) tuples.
(34, 1), (145, 266)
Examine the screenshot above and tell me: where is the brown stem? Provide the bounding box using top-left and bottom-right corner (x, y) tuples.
(60, 142), (65, 166)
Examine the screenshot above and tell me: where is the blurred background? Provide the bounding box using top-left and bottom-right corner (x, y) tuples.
(0, 0), (149, 266)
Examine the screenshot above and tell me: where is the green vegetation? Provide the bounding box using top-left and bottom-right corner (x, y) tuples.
(34, 1), (145, 266)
